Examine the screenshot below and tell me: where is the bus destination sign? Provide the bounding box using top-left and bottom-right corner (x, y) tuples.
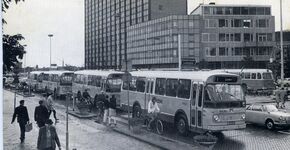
(214, 76), (238, 82)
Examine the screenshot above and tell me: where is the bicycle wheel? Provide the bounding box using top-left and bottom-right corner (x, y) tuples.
(156, 120), (164, 135)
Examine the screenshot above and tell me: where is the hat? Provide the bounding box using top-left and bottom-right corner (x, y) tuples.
(45, 119), (54, 125)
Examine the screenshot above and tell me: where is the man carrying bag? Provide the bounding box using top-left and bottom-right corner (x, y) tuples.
(11, 100), (30, 143)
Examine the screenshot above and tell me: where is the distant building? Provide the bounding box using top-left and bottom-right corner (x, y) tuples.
(191, 4), (275, 69)
(84, 0), (187, 69)
(127, 15), (200, 69)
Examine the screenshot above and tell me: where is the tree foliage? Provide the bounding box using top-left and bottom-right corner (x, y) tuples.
(2, 0), (26, 74)
(241, 55), (255, 68)
(3, 34), (26, 73)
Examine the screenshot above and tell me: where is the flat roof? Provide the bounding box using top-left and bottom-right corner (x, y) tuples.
(74, 70), (123, 77)
(212, 69), (272, 73)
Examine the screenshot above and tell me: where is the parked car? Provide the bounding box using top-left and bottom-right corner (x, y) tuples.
(246, 104), (290, 130)
(277, 78), (290, 87)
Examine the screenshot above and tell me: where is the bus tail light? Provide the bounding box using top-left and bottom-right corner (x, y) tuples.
(213, 115), (220, 122)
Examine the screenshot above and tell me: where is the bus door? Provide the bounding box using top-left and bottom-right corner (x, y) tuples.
(196, 83), (204, 128)
(190, 82), (198, 128)
(145, 79), (154, 110)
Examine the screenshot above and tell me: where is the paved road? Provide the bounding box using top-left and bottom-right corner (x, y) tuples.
(3, 90), (159, 150)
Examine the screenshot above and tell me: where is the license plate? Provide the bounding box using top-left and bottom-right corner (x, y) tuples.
(227, 121), (235, 125)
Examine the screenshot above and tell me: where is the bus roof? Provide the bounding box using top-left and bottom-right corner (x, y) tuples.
(130, 70), (238, 82)
(29, 71), (44, 75)
(74, 70), (123, 77)
(212, 69), (272, 73)
(42, 70), (74, 76)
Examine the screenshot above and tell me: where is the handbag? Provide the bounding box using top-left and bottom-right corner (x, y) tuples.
(25, 122), (33, 132)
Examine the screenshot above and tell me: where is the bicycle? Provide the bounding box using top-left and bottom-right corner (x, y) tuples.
(145, 113), (164, 135)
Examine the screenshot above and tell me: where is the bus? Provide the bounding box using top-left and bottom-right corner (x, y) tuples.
(212, 69), (275, 94)
(120, 71), (246, 135)
(41, 70), (74, 98)
(27, 71), (44, 92)
(72, 70), (124, 106)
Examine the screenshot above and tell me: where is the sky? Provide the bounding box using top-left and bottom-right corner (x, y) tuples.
(3, 0), (290, 68)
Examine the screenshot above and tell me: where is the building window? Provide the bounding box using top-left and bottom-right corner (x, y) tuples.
(204, 6), (210, 14)
(205, 19), (217, 28)
(202, 33), (209, 42)
(233, 7), (241, 15)
(244, 33), (253, 42)
(219, 19), (229, 27)
(158, 5), (163, 10)
(243, 19), (251, 28)
(256, 33), (272, 42)
(256, 19), (269, 28)
(209, 48), (216, 56)
(219, 47), (228, 56)
(234, 33), (241, 41)
(233, 19), (242, 27)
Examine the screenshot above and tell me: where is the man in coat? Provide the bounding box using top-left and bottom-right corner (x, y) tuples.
(37, 119), (61, 150)
(34, 100), (49, 128)
(11, 100), (30, 143)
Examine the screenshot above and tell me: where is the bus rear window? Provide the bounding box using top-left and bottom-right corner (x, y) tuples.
(262, 73), (272, 79)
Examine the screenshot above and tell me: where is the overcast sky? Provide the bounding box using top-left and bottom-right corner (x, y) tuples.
(3, 0), (290, 68)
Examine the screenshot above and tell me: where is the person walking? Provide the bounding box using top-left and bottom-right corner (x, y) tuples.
(11, 100), (30, 143)
(281, 87), (287, 108)
(37, 119), (61, 150)
(275, 88), (281, 108)
(35, 100), (49, 128)
(103, 95), (110, 124)
(108, 95), (117, 126)
(46, 93), (59, 122)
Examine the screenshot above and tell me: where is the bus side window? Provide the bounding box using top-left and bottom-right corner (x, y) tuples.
(251, 73), (256, 79)
(177, 79), (191, 99)
(155, 78), (166, 95)
(146, 81), (150, 93)
(129, 77), (137, 91)
(244, 73), (250, 79)
(150, 81), (154, 94)
(191, 84), (197, 106)
(198, 85), (203, 107)
(257, 73), (262, 79)
(166, 79), (178, 97)
(136, 78), (145, 92)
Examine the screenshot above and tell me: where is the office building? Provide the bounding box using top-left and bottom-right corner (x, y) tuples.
(191, 4), (275, 69)
(84, 0), (187, 69)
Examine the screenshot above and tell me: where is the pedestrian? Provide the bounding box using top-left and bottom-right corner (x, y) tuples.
(11, 100), (30, 143)
(103, 95), (110, 124)
(281, 87), (287, 109)
(275, 88), (281, 108)
(46, 93), (59, 122)
(37, 119), (61, 150)
(34, 100), (49, 128)
(108, 95), (117, 126)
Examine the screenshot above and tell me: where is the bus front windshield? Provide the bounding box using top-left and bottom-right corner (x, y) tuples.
(106, 78), (122, 92)
(60, 74), (73, 85)
(205, 84), (244, 102)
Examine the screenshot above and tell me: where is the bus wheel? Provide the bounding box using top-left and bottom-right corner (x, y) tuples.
(132, 104), (141, 118)
(175, 114), (189, 136)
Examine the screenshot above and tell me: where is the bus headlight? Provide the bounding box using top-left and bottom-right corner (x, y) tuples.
(241, 114), (246, 120)
(213, 115), (220, 122)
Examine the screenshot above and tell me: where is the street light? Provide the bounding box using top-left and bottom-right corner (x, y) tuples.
(48, 34), (54, 68)
(280, 0), (284, 81)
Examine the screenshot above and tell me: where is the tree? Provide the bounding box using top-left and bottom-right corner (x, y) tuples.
(2, 0), (26, 74)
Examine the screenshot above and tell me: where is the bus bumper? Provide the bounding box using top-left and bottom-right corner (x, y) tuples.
(205, 123), (246, 131)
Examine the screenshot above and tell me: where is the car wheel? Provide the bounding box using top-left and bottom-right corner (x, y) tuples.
(175, 114), (189, 136)
(265, 119), (275, 130)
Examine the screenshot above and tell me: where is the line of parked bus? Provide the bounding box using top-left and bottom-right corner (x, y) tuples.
(26, 69), (275, 135)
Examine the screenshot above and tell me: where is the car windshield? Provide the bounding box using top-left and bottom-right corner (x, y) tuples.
(205, 84), (244, 102)
(264, 105), (278, 112)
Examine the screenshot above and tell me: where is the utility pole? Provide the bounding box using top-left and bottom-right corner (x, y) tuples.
(178, 34), (182, 71)
(48, 34), (53, 68)
(280, 0), (284, 81)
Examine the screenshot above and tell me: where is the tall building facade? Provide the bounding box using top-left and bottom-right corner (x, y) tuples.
(127, 15), (200, 69)
(84, 0), (187, 69)
(191, 4), (275, 69)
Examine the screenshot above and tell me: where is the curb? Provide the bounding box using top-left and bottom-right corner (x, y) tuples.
(112, 127), (168, 150)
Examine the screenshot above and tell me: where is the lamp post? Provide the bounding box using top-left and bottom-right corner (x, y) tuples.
(280, 0), (284, 81)
(48, 34), (53, 68)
